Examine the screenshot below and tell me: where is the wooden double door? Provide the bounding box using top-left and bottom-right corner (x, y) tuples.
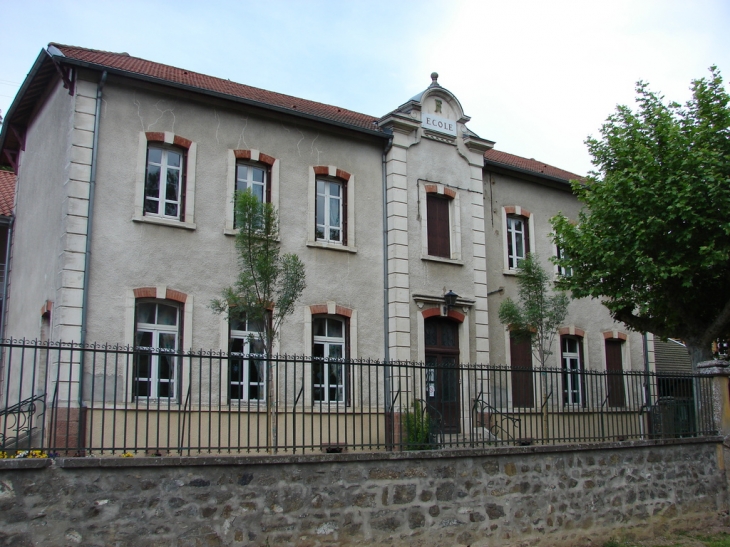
(425, 318), (460, 433)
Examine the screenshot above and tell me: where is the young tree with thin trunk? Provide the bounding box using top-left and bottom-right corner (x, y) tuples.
(552, 67), (730, 370)
(498, 253), (570, 440)
(211, 190), (306, 448)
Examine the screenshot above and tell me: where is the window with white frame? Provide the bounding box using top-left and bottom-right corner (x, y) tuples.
(315, 179), (345, 244)
(561, 336), (584, 406)
(134, 301), (180, 399)
(506, 214), (529, 269)
(229, 316), (266, 402)
(556, 246), (573, 277)
(144, 146), (185, 220)
(236, 163), (268, 202)
(312, 316), (348, 403)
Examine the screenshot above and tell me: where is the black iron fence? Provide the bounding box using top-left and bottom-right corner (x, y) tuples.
(0, 340), (717, 456)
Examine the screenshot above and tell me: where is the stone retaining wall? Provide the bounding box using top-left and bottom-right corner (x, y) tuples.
(0, 439), (727, 547)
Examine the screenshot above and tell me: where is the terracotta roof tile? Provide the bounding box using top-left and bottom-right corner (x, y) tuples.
(0, 170), (16, 217)
(52, 44), (381, 133)
(484, 149), (583, 182)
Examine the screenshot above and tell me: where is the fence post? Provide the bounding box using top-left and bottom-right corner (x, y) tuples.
(697, 361), (730, 434)
(697, 360), (730, 483)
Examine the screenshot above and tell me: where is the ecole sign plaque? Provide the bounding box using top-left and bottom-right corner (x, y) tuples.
(422, 113), (456, 136)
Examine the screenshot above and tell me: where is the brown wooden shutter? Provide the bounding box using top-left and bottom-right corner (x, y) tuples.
(522, 215), (530, 254)
(427, 194), (450, 258)
(510, 334), (535, 408)
(605, 340), (626, 407)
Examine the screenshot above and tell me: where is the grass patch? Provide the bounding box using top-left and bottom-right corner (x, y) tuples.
(699, 533), (730, 547)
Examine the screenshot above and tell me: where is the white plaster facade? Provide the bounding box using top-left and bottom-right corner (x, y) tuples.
(0, 44), (650, 402)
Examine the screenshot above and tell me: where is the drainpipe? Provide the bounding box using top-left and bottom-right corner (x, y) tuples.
(0, 215), (14, 341)
(642, 332), (651, 438)
(78, 70), (107, 409)
(381, 133), (393, 411)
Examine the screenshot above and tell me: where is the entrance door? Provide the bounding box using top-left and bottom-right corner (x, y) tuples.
(425, 318), (460, 433)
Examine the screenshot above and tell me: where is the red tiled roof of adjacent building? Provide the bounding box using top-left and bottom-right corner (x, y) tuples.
(484, 149), (583, 182)
(51, 44), (381, 133)
(0, 170), (16, 217)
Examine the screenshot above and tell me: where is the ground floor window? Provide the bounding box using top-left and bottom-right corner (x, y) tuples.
(561, 336), (585, 407)
(229, 317), (266, 402)
(134, 301), (180, 399)
(509, 333), (534, 408)
(312, 316), (348, 404)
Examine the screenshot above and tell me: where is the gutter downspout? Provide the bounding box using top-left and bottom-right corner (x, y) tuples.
(381, 133), (393, 417)
(78, 71), (107, 413)
(0, 215), (14, 341)
(642, 332), (651, 439)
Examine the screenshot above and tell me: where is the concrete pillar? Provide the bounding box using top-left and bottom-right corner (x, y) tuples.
(698, 360), (730, 486)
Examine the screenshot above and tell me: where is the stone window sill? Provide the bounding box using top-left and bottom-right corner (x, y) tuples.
(133, 215), (196, 231)
(306, 241), (357, 253)
(422, 255), (463, 266)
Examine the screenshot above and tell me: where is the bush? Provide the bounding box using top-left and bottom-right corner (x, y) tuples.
(403, 400), (435, 450)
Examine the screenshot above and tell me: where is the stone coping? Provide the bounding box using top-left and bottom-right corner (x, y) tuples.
(0, 436), (722, 470)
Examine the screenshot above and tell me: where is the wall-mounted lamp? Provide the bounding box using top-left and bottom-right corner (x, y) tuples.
(443, 290), (459, 315)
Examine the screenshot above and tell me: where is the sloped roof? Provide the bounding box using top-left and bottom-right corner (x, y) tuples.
(654, 339), (693, 375)
(0, 170), (16, 217)
(51, 44), (381, 133)
(484, 149), (583, 182)
(2, 43), (586, 183)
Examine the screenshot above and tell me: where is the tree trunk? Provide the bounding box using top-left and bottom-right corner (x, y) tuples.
(685, 339), (714, 372)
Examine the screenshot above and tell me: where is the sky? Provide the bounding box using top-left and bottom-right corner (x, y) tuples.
(1, 0), (729, 176)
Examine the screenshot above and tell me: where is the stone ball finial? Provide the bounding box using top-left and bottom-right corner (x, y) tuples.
(431, 72), (439, 83)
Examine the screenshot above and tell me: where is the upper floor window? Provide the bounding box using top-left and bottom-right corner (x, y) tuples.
(225, 150), (278, 234)
(134, 300), (180, 399)
(145, 146), (185, 220)
(307, 166), (355, 251)
(312, 316), (348, 404)
(420, 183), (461, 262)
(427, 193), (451, 258)
(135, 132), (197, 228)
(316, 179), (346, 244)
(229, 316), (266, 402)
(506, 214), (530, 270)
(556, 246), (573, 277)
(236, 163), (268, 203)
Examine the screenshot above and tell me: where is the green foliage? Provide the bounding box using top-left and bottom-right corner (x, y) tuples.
(700, 533), (730, 547)
(498, 253), (570, 367)
(552, 67), (730, 367)
(403, 400), (435, 450)
(211, 190), (306, 355)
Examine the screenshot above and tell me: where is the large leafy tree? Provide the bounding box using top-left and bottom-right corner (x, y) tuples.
(552, 67), (730, 369)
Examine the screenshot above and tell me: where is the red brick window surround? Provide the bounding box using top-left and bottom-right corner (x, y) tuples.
(135, 131), (197, 227)
(233, 150), (275, 205)
(421, 307), (465, 323)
